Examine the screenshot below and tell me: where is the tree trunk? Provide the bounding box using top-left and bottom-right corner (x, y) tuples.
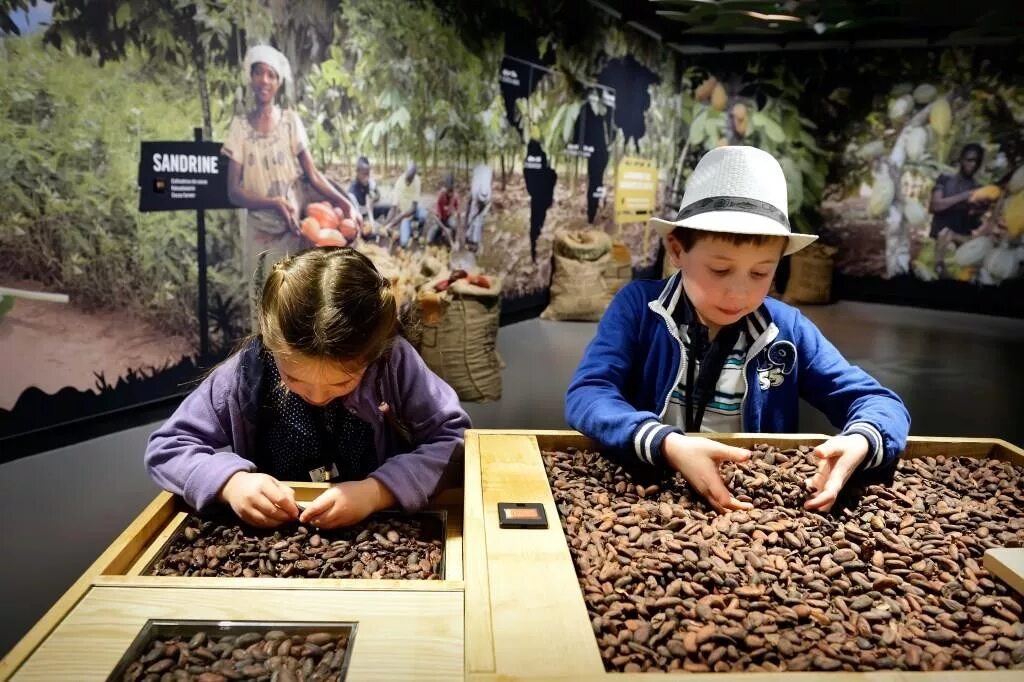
(500, 151), (507, 190)
(189, 25), (213, 139)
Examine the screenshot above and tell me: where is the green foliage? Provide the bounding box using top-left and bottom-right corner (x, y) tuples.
(679, 65), (828, 234)
(0, 35), (241, 339)
(299, 0), (500, 177)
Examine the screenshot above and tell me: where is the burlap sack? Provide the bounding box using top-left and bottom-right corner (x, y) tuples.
(416, 275), (502, 402)
(553, 229), (612, 261)
(541, 252), (612, 321)
(783, 243), (838, 305)
(604, 241), (633, 296)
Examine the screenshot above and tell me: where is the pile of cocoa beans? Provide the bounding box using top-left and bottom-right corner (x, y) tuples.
(543, 444), (1024, 672)
(148, 514), (444, 580)
(118, 629), (350, 681)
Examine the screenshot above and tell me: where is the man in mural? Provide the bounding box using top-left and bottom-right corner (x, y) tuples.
(929, 143), (987, 277)
(464, 165), (493, 254)
(222, 45), (359, 323)
(394, 162), (426, 248)
(429, 173), (459, 247)
(348, 156), (391, 241)
(524, 140), (557, 262)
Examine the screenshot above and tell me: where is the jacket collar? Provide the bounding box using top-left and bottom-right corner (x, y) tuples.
(655, 271), (773, 342)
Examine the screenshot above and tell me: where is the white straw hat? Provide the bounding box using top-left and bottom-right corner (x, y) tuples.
(650, 146), (817, 256)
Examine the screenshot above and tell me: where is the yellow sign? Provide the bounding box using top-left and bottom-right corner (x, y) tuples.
(614, 157), (658, 224)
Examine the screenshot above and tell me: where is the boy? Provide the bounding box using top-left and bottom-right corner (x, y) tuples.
(565, 146), (909, 515)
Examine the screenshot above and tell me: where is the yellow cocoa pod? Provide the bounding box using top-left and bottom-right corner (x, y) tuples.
(929, 97), (951, 137)
(969, 185), (1002, 202)
(731, 102), (748, 123)
(734, 117), (748, 137)
(868, 174), (895, 217)
(711, 83), (727, 112)
(695, 77), (718, 102)
(1008, 166), (1024, 194)
(1003, 191), (1024, 238)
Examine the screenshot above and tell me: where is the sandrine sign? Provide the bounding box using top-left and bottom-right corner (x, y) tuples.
(138, 140), (234, 212)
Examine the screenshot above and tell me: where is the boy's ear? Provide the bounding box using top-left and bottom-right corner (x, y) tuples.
(664, 235), (684, 268)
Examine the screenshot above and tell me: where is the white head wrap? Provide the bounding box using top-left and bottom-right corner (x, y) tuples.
(243, 45), (293, 102)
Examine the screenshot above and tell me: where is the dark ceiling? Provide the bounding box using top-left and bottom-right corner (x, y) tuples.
(590, 0), (1024, 52)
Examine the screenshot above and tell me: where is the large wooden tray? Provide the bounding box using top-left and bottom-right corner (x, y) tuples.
(11, 585), (462, 681)
(0, 485), (463, 680)
(463, 430), (1024, 681)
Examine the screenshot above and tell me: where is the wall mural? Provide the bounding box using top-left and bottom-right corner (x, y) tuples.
(1, 1), (1020, 445)
(0, 2), (673, 443)
(819, 50), (1024, 288)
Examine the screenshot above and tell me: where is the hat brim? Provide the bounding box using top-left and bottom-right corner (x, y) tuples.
(650, 210), (817, 256)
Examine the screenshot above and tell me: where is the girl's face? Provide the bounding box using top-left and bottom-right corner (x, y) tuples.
(274, 353), (367, 406)
(250, 62), (281, 106)
(667, 234), (784, 334)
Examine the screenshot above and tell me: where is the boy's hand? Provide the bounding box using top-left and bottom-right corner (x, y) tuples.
(663, 433), (754, 514)
(218, 472), (299, 527)
(803, 434), (871, 512)
(300, 478), (396, 529)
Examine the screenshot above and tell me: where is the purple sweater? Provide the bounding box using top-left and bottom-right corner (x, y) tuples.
(145, 337), (470, 512)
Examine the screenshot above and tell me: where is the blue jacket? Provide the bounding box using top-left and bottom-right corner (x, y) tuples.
(565, 273), (910, 470)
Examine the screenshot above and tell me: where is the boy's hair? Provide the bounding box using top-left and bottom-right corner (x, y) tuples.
(670, 226), (786, 253)
(259, 248), (397, 367)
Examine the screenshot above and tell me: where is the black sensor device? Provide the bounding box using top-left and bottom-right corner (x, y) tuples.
(497, 502), (548, 529)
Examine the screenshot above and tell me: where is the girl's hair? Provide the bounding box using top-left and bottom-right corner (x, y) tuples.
(259, 247), (398, 367)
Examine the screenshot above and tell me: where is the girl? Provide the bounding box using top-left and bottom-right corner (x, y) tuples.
(146, 248), (470, 529)
(221, 45), (360, 324)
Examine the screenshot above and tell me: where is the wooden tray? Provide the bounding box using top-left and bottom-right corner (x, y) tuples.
(463, 430), (1024, 681)
(11, 585), (462, 681)
(0, 485), (463, 680)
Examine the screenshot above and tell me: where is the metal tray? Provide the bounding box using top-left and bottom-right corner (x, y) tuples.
(143, 509), (448, 580)
(105, 619), (357, 681)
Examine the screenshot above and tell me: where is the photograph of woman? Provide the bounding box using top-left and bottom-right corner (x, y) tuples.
(221, 45), (361, 324)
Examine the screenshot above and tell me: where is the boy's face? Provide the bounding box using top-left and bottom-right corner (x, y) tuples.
(668, 234), (784, 330)
(274, 353), (367, 406)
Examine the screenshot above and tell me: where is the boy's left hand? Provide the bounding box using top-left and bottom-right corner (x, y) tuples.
(803, 434), (870, 512)
(299, 478), (395, 529)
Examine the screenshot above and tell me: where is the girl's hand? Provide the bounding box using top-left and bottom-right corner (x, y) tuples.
(300, 478), (395, 529)
(803, 434), (870, 512)
(218, 472), (299, 527)
(662, 433), (753, 514)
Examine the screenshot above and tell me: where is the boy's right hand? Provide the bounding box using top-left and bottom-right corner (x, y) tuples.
(218, 472), (300, 527)
(662, 433), (754, 514)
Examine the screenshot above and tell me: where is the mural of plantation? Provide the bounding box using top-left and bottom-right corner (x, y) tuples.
(1, 0), (1021, 438)
(818, 50), (1024, 285)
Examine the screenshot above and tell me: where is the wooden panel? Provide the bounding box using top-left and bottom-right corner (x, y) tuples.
(464, 431), (496, 674)
(92, 575), (464, 591)
(0, 492), (176, 680)
(12, 586), (463, 682)
(985, 548), (1024, 597)
(479, 433), (604, 678)
(125, 511), (188, 577)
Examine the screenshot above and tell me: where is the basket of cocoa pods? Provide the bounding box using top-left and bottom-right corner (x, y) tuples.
(144, 510), (446, 580)
(106, 620), (356, 682)
(543, 443), (1024, 673)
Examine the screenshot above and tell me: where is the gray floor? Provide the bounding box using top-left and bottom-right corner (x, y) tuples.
(2, 300), (1022, 658)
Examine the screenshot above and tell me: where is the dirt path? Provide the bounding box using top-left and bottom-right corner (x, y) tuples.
(0, 283), (194, 410)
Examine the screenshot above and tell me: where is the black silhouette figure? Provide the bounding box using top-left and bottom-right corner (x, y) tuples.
(598, 55), (660, 152)
(524, 140), (557, 262)
(571, 95), (613, 223)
